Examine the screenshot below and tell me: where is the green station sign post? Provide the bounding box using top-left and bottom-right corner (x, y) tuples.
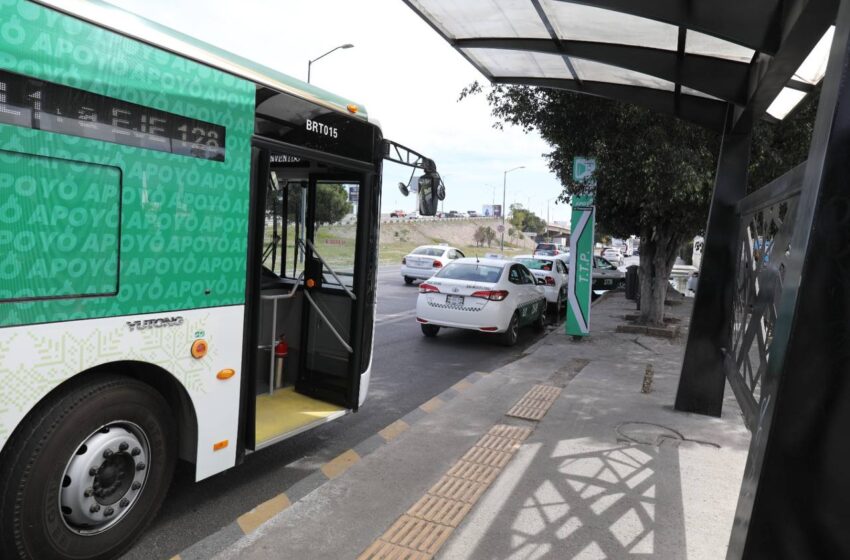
(566, 157), (596, 338)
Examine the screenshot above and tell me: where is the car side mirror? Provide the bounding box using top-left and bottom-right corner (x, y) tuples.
(536, 277), (546, 285)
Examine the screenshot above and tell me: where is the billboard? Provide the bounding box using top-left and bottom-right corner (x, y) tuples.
(482, 204), (502, 218)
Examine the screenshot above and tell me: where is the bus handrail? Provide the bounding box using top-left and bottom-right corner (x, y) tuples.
(260, 272), (303, 394)
(298, 238), (357, 302)
(303, 290), (354, 354)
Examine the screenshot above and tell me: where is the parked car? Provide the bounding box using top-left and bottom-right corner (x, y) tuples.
(562, 254), (626, 290)
(416, 258), (547, 346)
(401, 244), (465, 284)
(446, 210), (461, 218)
(467, 210), (479, 217)
(513, 255), (569, 308)
(407, 211), (420, 220)
(533, 242), (566, 256)
(390, 209), (406, 218)
(601, 247), (624, 267)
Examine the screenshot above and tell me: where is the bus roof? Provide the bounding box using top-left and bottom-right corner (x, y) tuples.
(37, 0), (369, 120)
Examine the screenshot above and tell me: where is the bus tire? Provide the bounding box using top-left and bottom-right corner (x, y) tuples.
(0, 374), (176, 560)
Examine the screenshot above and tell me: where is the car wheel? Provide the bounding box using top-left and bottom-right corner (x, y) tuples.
(404, 276), (414, 285)
(421, 324), (440, 337)
(0, 374), (176, 560)
(534, 303), (546, 332)
(501, 313), (519, 347)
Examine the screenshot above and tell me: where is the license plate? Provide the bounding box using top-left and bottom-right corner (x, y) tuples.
(604, 279), (613, 286)
(446, 295), (464, 306)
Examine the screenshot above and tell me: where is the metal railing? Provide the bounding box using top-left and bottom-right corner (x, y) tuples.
(725, 163), (805, 430)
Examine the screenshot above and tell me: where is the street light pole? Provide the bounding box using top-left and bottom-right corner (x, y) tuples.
(307, 43), (354, 84)
(501, 166), (525, 251)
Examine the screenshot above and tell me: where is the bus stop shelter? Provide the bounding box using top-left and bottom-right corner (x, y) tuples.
(403, 1), (849, 557)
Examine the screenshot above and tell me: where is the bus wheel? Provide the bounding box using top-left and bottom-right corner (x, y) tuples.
(0, 375), (176, 560)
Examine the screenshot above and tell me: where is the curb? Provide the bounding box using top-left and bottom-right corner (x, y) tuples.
(170, 371), (491, 560)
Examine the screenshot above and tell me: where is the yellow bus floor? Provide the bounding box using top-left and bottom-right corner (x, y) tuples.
(255, 387), (345, 445)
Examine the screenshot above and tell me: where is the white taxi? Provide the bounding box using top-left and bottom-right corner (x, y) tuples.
(416, 258), (547, 346)
(401, 244), (465, 284)
(513, 255), (569, 308)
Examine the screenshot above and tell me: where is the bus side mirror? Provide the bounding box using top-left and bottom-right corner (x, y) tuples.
(418, 172), (441, 216)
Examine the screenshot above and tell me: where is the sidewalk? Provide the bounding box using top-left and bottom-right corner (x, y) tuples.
(213, 292), (750, 560)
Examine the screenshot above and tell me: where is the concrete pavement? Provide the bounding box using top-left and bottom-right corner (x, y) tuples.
(212, 292), (750, 559)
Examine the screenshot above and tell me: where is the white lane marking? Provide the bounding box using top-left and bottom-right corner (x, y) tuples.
(375, 309), (418, 325)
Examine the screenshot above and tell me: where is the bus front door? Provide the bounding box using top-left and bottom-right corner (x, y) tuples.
(295, 174), (364, 409)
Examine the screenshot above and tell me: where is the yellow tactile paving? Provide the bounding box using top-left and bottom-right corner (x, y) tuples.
(379, 419), (410, 442)
(236, 493), (291, 534)
(359, 393), (550, 559)
(506, 384), (562, 421)
(487, 424), (533, 441)
(321, 449), (360, 479)
(419, 397), (445, 413)
(357, 539), (431, 560)
(445, 460), (501, 485)
(460, 446), (513, 468)
(407, 495), (471, 527)
(474, 433), (523, 452)
(383, 515), (455, 555)
(428, 476), (488, 504)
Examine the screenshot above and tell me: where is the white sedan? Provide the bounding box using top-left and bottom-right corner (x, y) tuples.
(513, 255), (569, 308)
(401, 245), (465, 284)
(416, 258), (547, 346)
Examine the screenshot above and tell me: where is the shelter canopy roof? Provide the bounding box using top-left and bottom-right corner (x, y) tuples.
(404, 0), (837, 130)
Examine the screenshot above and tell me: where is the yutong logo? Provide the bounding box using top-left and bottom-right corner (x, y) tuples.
(305, 119), (338, 138)
(126, 316), (184, 331)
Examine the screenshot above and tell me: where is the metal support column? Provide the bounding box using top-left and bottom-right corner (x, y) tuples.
(675, 113), (751, 417)
(729, 4), (850, 557)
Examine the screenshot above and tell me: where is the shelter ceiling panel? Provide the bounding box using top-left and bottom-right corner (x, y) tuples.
(540, 0), (679, 51)
(569, 58), (675, 91)
(793, 26), (834, 85)
(462, 48), (573, 79)
(685, 31), (756, 63)
(405, 0), (549, 39)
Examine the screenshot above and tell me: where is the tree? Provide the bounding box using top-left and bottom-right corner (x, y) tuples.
(287, 184), (352, 226)
(473, 226), (487, 247)
(484, 226), (496, 247)
(509, 204), (547, 234)
(461, 82), (719, 325)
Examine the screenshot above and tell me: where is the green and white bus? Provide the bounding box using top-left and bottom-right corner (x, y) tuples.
(0, 1), (442, 558)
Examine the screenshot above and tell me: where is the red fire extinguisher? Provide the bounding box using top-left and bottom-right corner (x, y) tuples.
(274, 336), (288, 390)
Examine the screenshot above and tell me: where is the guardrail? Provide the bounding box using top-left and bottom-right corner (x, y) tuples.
(379, 215), (502, 224)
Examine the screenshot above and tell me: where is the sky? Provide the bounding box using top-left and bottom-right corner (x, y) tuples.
(107, 0), (571, 224)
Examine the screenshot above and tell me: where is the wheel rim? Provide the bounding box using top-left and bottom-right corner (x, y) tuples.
(59, 421), (151, 536)
(510, 317), (518, 340)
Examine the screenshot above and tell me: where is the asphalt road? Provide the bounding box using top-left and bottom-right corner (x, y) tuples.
(123, 265), (552, 559)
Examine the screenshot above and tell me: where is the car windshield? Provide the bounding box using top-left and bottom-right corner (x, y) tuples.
(412, 247), (445, 257)
(436, 263), (503, 283)
(515, 258), (553, 271)
(536, 244), (555, 250)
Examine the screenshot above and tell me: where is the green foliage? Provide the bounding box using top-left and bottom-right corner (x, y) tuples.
(286, 183), (353, 226)
(509, 203), (547, 234)
(473, 226), (487, 246)
(749, 88), (820, 191)
(462, 83), (719, 244)
(484, 226), (496, 247)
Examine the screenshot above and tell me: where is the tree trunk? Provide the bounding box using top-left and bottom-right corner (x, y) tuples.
(638, 227), (680, 327)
